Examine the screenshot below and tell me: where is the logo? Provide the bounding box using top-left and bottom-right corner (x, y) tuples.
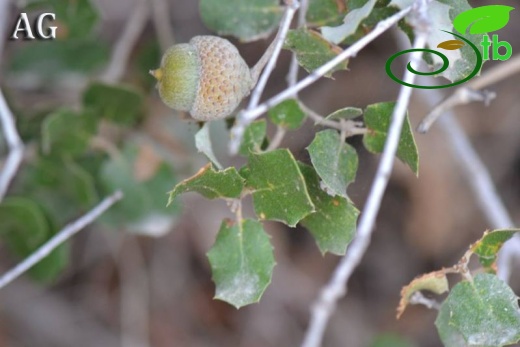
(386, 5), (515, 89)
(10, 13), (58, 40)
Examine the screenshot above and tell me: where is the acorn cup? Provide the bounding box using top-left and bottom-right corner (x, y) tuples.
(150, 36), (256, 121)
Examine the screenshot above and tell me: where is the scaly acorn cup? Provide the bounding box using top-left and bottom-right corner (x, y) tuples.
(150, 36), (254, 121)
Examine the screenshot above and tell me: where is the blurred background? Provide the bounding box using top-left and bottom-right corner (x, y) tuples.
(0, 0), (519, 346)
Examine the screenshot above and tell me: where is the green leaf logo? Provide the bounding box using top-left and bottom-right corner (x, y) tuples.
(453, 5), (514, 35)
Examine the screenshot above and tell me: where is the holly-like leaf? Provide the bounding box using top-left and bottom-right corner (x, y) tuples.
(245, 149), (315, 227)
(239, 120), (267, 156)
(321, 0), (377, 44)
(324, 107), (363, 121)
(168, 163), (244, 203)
(306, 0), (348, 27)
(199, 0), (283, 42)
(83, 82), (144, 126)
(308, 130), (358, 198)
(207, 219), (275, 308)
(41, 108), (97, 157)
(453, 5), (514, 35)
(284, 28), (347, 78)
(268, 99), (306, 130)
(0, 197), (68, 282)
(469, 229), (520, 272)
(195, 123), (223, 169)
(363, 102), (419, 175)
(435, 274), (520, 347)
(397, 270), (449, 318)
(437, 40), (465, 50)
(300, 164), (359, 255)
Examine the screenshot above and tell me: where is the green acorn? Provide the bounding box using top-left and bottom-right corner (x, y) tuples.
(150, 36), (254, 121)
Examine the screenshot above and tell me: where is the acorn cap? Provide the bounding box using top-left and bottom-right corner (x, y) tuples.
(151, 36), (253, 121)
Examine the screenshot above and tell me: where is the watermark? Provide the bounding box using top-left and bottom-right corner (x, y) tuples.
(386, 5), (515, 89)
(10, 13), (57, 40)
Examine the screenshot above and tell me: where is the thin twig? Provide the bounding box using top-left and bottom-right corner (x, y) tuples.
(0, 89), (24, 201)
(230, 6), (412, 154)
(150, 0), (175, 51)
(102, 0), (150, 83)
(417, 54), (520, 133)
(300, 2), (429, 346)
(0, 191), (123, 290)
(248, 0), (300, 109)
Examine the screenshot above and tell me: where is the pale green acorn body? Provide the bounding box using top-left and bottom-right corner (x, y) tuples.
(151, 36), (254, 121)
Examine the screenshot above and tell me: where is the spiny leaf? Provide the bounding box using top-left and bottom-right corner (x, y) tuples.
(207, 219), (275, 308)
(245, 149), (315, 227)
(168, 163), (244, 203)
(307, 129), (358, 198)
(300, 164), (359, 255)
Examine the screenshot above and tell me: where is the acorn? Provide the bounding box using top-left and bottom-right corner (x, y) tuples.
(150, 36), (254, 121)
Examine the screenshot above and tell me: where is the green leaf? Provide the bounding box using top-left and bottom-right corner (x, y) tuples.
(245, 149), (315, 227)
(300, 164), (359, 255)
(284, 29), (348, 78)
(0, 197), (68, 282)
(207, 219), (275, 308)
(268, 99), (306, 130)
(195, 123), (223, 169)
(308, 130), (358, 198)
(41, 108), (98, 157)
(363, 102), (419, 175)
(10, 39), (109, 76)
(453, 5), (514, 35)
(321, 0), (377, 44)
(46, 0), (98, 38)
(397, 270), (449, 318)
(306, 0), (348, 27)
(239, 120), (267, 156)
(168, 163), (244, 203)
(324, 107), (363, 121)
(199, 0), (283, 42)
(469, 229), (520, 272)
(435, 274), (520, 347)
(83, 82), (144, 126)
